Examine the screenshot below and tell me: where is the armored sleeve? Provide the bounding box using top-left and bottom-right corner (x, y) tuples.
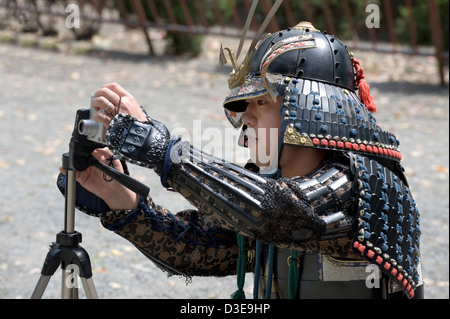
(99, 196), (242, 278)
(165, 145), (355, 252)
(105, 114), (356, 254)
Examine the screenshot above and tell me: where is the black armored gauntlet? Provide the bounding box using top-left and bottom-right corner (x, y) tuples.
(106, 113), (170, 171)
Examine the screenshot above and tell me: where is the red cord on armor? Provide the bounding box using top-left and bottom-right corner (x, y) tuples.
(353, 58), (377, 113)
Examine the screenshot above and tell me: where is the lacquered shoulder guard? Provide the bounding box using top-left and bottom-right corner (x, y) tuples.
(350, 153), (422, 298)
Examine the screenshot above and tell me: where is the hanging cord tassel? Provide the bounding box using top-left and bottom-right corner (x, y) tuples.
(264, 245), (275, 299)
(352, 56), (377, 113)
(288, 250), (300, 299)
(231, 234), (246, 299)
(252, 240), (262, 299)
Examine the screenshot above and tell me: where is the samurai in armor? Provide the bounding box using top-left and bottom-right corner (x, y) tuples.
(58, 19), (424, 299)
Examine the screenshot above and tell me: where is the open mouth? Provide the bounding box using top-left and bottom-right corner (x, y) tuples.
(243, 128), (258, 147)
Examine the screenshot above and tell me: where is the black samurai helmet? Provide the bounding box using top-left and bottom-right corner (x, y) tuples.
(222, 21), (402, 162)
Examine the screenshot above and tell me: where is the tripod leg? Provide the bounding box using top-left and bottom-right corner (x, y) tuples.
(30, 243), (62, 299)
(60, 260), (98, 299)
(31, 275), (52, 299)
(61, 267), (79, 299)
(81, 277), (99, 299)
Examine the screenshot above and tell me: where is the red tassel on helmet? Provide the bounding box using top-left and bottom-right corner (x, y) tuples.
(353, 57), (377, 113)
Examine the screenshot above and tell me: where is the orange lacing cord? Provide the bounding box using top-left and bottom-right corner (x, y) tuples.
(353, 57), (377, 113)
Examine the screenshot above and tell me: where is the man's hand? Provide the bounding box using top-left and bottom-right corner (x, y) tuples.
(59, 147), (139, 211)
(90, 82), (148, 128)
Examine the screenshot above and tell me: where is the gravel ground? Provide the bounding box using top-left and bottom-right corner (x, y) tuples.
(0, 24), (448, 299)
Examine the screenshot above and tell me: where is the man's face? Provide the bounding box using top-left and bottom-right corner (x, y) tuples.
(242, 94), (282, 167)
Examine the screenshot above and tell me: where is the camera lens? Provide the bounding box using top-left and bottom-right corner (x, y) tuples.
(78, 119), (100, 137)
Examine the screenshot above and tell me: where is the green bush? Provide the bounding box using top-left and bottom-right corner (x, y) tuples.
(165, 32), (203, 56)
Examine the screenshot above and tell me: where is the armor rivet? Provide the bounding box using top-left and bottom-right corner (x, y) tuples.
(287, 128), (294, 135)
(344, 89), (349, 95)
(284, 77), (291, 83)
(285, 111), (289, 116)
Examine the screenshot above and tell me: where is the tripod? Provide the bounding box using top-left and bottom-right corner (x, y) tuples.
(31, 109), (149, 299)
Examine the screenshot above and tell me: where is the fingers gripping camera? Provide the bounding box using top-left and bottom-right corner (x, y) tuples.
(106, 113), (170, 170)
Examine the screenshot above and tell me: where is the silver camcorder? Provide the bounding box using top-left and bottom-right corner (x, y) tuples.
(78, 103), (105, 143)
